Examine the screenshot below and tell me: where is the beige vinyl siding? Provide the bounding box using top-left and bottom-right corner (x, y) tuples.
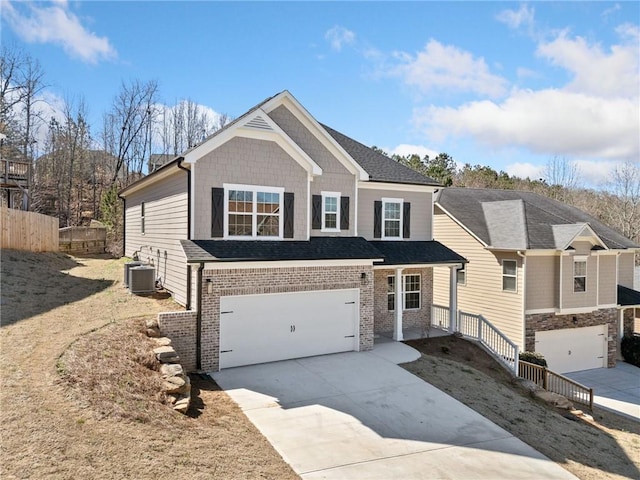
(192, 137), (308, 240)
(560, 242), (598, 310)
(433, 207), (524, 346)
(125, 171), (188, 305)
(268, 105), (356, 236)
(598, 255), (617, 305)
(526, 255), (558, 310)
(618, 252), (636, 288)
(358, 189), (433, 241)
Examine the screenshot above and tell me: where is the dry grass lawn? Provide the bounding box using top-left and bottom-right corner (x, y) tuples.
(404, 337), (640, 480)
(0, 250), (297, 480)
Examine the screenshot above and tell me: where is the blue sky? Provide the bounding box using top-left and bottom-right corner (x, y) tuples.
(1, 1), (638, 186)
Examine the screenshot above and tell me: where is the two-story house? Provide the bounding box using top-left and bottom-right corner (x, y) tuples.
(432, 188), (640, 373)
(119, 91), (466, 372)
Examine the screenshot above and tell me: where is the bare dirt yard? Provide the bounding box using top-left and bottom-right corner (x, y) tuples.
(404, 337), (640, 480)
(0, 250), (297, 480)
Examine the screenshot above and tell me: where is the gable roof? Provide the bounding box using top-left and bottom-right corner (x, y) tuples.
(322, 124), (440, 186)
(436, 188), (639, 250)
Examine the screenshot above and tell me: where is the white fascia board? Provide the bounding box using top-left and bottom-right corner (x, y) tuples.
(262, 92), (369, 181)
(373, 262), (464, 270)
(434, 202), (488, 248)
(563, 223), (607, 250)
(359, 181), (439, 193)
(184, 109), (322, 176)
(119, 163), (184, 197)
(202, 259), (376, 270)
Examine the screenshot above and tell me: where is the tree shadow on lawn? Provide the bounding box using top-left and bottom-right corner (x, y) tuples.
(0, 250), (113, 326)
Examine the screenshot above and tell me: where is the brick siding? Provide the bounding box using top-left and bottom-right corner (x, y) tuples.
(157, 310), (198, 371)
(373, 267), (433, 335)
(525, 308), (618, 367)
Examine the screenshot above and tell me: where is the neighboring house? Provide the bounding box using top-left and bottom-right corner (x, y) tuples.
(119, 91), (466, 372)
(433, 188), (640, 373)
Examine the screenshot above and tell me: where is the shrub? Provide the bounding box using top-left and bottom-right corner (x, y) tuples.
(519, 351), (548, 367)
(621, 334), (640, 367)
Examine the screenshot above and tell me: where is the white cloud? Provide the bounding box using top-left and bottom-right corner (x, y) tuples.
(324, 26), (355, 52)
(496, 4), (535, 30)
(386, 40), (509, 98)
(388, 143), (440, 160)
(505, 162), (544, 180)
(3, 1), (116, 64)
(574, 159), (621, 188)
(416, 88), (639, 161)
(536, 29), (639, 98)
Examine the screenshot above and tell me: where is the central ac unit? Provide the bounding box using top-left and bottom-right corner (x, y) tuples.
(124, 261), (143, 287)
(129, 266), (156, 294)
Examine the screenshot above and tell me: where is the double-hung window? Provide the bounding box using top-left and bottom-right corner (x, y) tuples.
(502, 260), (517, 292)
(387, 274), (421, 310)
(573, 258), (587, 293)
(321, 191), (340, 232)
(382, 198), (402, 239)
(225, 184), (283, 238)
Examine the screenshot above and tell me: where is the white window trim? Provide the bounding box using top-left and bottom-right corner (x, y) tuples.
(573, 257), (587, 293)
(387, 274), (421, 311)
(223, 183), (284, 240)
(321, 191), (341, 232)
(382, 197), (403, 240)
(404, 274), (421, 310)
(502, 259), (517, 293)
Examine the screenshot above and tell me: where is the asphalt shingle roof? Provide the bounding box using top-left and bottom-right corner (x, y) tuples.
(369, 241), (467, 266)
(618, 285), (640, 307)
(321, 124), (441, 186)
(437, 188), (638, 250)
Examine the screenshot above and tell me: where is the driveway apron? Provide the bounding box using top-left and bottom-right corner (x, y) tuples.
(212, 343), (576, 480)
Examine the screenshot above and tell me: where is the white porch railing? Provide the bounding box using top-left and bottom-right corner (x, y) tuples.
(457, 310), (519, 374)
(431, 304), (450, 332)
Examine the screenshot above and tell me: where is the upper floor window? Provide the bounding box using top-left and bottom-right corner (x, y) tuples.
(225, 184), (283, 238)
(574, 258), (587, 293)
(141, 202), (145, 234)
(383, 198), (403, 239)
(502, 260), (517, 292)
(321, 191), (340, 232)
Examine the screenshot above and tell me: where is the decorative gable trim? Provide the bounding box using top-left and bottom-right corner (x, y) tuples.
(559, 223), (608, 251)
(184, 108), (322, 176)
(261, 91), (369, 181)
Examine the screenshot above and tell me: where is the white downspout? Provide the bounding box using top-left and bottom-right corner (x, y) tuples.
(449, 265), (458, 333)
(517, 251), (526, 349)
(394, 267), (404, 341)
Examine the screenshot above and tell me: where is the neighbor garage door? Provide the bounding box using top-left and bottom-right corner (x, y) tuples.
(219, 289), (359, 369)
(535, 325), (607, 373)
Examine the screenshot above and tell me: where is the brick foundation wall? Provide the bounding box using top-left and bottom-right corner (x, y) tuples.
(157, 310), (198, 371)
(525, 308), (618, 367)
(373, 268), (433, 335)
(199, 265), (374, 371)
(623, 308), (636, 336)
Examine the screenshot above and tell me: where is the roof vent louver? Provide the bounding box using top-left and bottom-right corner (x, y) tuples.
(244, 115), (273, 131)
(129, 266), (156, 294)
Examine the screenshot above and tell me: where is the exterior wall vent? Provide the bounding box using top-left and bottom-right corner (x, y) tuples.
(124, 261), (143, 287)
(129, 266), (156, 294)
(244, 115), (273, 131)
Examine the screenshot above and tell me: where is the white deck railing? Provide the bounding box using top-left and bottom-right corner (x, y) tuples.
(431, 304), (451, 332)
(457, 310), (519, 374)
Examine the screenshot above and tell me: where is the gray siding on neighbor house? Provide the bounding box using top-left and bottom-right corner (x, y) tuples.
(125, 171), (189, 305)
(525, 255), (559, 311)
(618, 252), (636, 289)
(268, 105), (357, 236)
(192, 137), (308, 240)
(598, 254), (618, 305)
(559, 241), (598, 310)
(358, 188), (433, 241)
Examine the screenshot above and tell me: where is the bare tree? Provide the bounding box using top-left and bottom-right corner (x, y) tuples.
(607, 160), (640, 244)
(102, 79), (159, 185)
(543, 156), (581, 202)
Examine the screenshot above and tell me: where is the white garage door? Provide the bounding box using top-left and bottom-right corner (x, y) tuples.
(535, 325), (607, 374)
(219, 289), (359, 369)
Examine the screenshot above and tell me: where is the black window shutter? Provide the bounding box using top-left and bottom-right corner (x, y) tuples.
(373, 201), (382, 238)
(284, 192), (294, 238)
(211, 187), (224, 238)
(403, 202), (411, 239)
(340, 196), (350, 230)
(312, 195), (322, 230)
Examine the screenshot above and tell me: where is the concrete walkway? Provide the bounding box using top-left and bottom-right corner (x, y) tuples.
(565, 362), (640, 421)
(212, 343), (576, 480)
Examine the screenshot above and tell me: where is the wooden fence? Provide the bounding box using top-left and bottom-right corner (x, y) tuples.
(0, 207), (59, 252)
(519, 360), (594, 409)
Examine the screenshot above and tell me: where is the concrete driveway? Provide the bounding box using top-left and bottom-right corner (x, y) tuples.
(565, 362), (640, 421)
(211, 343), (576, 479)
